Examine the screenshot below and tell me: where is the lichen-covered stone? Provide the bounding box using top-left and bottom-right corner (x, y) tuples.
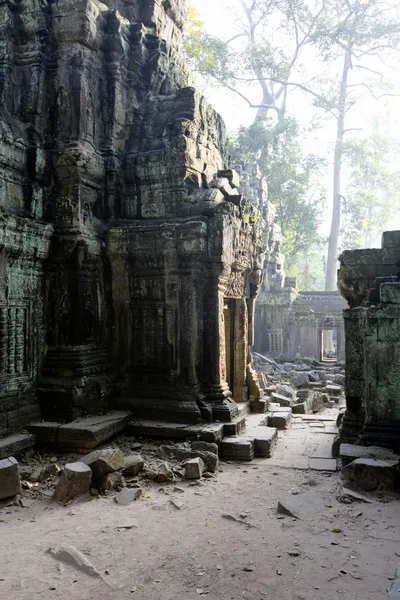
(53, 462), (92, 502)
(0, 457), (21, 499)
(122, 455), (145, 477)
(82, 449), (125, 480)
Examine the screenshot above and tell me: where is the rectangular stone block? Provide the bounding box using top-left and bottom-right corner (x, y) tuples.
(220, 437), (255, 461)
(267, 409), (292, 429)
(382, 230), (400, 248)
(339, 248), (382, 266)
(0, 433), (36, 460)
(270, 392), (291, 407)
(0, 456), (21, 499)
(380, 283), (400, 304)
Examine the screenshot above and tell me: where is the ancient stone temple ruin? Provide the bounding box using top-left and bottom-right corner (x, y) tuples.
(235, 162), (346, 364)
(0, 0), (268, 452)
(338, 232), (400, 452)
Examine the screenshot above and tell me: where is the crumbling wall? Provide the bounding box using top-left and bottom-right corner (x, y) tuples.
(338, 231), (400, 451)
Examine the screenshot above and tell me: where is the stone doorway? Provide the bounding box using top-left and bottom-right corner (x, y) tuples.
(223, 300), (235, 394)
(223, 298), (247, 402)
(320, 327), (338, 363)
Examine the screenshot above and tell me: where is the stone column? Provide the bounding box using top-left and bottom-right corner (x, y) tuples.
(233, 298), (248, 402)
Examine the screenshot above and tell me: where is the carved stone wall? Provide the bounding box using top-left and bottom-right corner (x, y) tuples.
(0, 0), (266, 431)
(338, 231), (400, 450)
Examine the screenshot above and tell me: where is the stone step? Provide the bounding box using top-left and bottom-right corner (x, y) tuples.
(27, 411), (131, 452)
(0, 432), (36, 460)
(243, 426), (278, 458)
(340, 443), (400, 467)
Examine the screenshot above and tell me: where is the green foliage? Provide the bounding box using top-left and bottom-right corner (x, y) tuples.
(341, 119), (400, 250)
(228, 117), (325, 262)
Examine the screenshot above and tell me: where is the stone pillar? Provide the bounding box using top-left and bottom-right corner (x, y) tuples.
(233, 299), (248, 402)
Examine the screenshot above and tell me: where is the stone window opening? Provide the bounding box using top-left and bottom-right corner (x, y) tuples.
(320, 327), (338, 363)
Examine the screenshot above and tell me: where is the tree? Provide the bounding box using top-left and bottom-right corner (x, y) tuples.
(341, 119), (400, 250)
(228, 117), (325, 266)
(315, 0), (400, 289)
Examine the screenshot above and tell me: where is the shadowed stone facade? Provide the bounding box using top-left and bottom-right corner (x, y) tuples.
(0, 0), (267, 439)
(338, 231), (400, 451)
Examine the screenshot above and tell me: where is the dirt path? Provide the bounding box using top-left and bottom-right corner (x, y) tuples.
(1, 455), (399, 600)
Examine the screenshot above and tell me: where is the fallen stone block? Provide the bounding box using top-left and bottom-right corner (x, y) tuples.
(184, 457), (204, 479)
(309, 458), (337, 472)
(158, 444), (218, 473)
(267, 409), (292, 429)
(264, 385), (277, 396)
(340, 443), (400, 467)
(0, 456), (21, 499)
(324, 384), (342, 397)
(341, 458), (400, 491)
(122, 454), (145, 477)
(277, 490), (327, 519)
(292, 402), (306, 415)
(142, 462), (175, 483)
(98, 472), (124, 492)
(82, 448), (124, 480)
(220, 437), (255, 461)
(288, 371), (310, 387)
(276, 384), (294, 399)
(191, 441), (218, 455)
(46, 546), (111, 587)
(53, 462), (92, 502)
(270, 392), (292, 407)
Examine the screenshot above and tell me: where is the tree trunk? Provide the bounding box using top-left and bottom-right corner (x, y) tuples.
(325, 51), (351, 291)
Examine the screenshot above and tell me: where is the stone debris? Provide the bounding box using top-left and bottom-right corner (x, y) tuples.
(267, 408), (292, 429)
(122, 455), (145, 477)
(53, 462), (92, 502)
(388, 567), (400, 600)
(170, 499), (184, 510)
(81, 448), (125, 481)
(341, 458), (400, 491)
(337, 486), (373, 504)
(277, 491), (328, 520)
(46, 546), (114, 587)
(221, 513), (260, 529)
(158, 444), (218, 473)
(98, 472), (124, 492)
(142, 462), (175, 483)
(0, 456), (21, 500)
(39, 463), (61, 482)
(184, 457), (204, 480)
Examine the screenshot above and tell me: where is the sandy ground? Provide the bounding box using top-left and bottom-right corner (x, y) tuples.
(1, 452), (400, 600)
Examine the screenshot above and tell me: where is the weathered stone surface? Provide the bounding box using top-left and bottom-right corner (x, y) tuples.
(0, 434), (36, 460)
(270, 392), (292, 407)
(115, 488), (141, 505)
(0, 457), (21, 499)
(191, 441), (219, 455)
(309, 458), (337, 472)
(122, 455), (145, 477)
(53, 463), (92, 502)
(292, 402), (306, 415)
(277, 491), (327, 519)
(98, 472), (124, 492)
(220, 437), (255, 461)
(39, 464), (61, 482)
(244, 427), (278, 458)
(142, 463), (175, 483)
(288, 372), (310, 388)
(0, 0), (266, 441)
(387, 567), (400, 600)
(276, 384), (294, 399)
(341, 458), (400, 491)
(82, 449), (125, 481)
(184, 457), (204, 480)
(340, 443), (400, 467)
(268, 409), (292, 429)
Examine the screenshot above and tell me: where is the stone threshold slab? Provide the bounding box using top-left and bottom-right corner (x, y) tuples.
(26, 411), (130, 452)
(126, 419), (227, 443)
(0, 433), (36, 460)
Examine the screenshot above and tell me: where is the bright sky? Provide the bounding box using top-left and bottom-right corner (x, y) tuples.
(191, 0), (400, 239)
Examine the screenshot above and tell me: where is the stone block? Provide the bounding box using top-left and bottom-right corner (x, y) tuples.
(309, 458), (337, 472)
(122, 454), (145, 477)
(184, 457), (204, 479)
(270, 392), (292, 407)
(288, 371), (310, 387)
(292, 402), (306, 414)
(276, 384), (294, 399)
(244, 427), (278, 458)
(267, 409), (292, 429)
(264, 385), (277, 395)
(218, 168), (240, 188)
(0, 457), (21, 499)
(381, 283), (400, 304)
(53, 462), (92, 502)
(341, 458), (400, 491)
(339, 248), (383, 266)
(0, 433), (36, 460)
(339, 443), (399, 467)
(324, 384), (342, 396)
(220, 437), (255, 461)
(191, 441), (218, 455)
(98, 472), (124, 492)
(82, 448), (125, 480)
(382, 230), (400, 248)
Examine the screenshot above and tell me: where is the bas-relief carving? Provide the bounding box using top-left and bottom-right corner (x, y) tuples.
(0, 0), (267, 431)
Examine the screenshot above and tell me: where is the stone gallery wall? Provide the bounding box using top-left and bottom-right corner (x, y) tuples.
(0, 0), (266, 432)
(338, 232), (400, 450)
